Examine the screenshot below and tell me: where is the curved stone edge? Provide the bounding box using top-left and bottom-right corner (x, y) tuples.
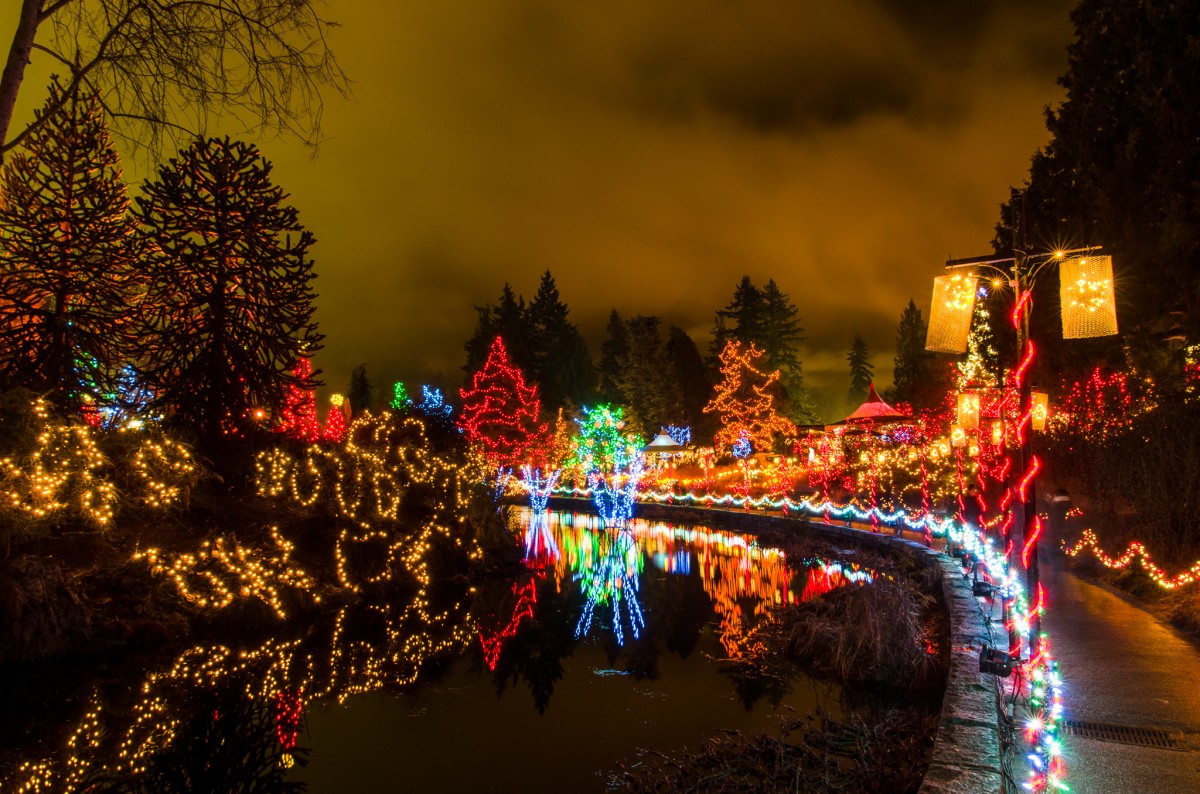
(539, 497), (1003, 793)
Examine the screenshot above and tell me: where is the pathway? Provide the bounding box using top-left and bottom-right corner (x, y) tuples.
(1038, 545), (1200, 793)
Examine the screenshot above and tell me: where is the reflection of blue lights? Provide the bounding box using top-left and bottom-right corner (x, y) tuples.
(574, 529), (645, 646)
(652, 550), (691, 575)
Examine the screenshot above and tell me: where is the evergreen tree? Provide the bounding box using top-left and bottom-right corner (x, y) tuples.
(711, 276), (764, 357)
(459, 336), (547, 468)
(0, 77), (141, 409)
(277, 357), (320, 442)
(760, 278), (816, 423)
(846, 335), (873, 409)
(704, 340), (794, 454)
(665, 325), (714, 438)
(598, 308), (628, 404)
(613, 315), (673, 439)
(956, 293), (1001, 391)
(463, 283), (531, 376)
(347, 364), (374, 415)
(135, 137), (322, 449)
(997, 0), (1200, 372)
(886, 299), (942, 409)
(526, 270), (595, 411)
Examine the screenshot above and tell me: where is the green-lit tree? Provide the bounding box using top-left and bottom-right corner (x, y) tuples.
(135, 137), (322, 450)
(846, 335), (873, 409)
(0, 78), (141, 409)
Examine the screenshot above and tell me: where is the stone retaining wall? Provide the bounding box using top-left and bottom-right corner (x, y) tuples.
(542, 497), (1004, 793)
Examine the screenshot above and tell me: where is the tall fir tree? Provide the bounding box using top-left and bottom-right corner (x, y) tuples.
(135, 137), (322, 449)
(526, 270), (595, 411)
(846, 335), (873, 409)
(612, 314), (674, 439)
(710, 276), (764, 358)
(598, 308), (628, 404)
(347, 364), (374, 415)
(0, 77), (141, 409)
(956, 292), (1001, 391)
(886, 299), (944, 409)
(665, 325), (714, 438)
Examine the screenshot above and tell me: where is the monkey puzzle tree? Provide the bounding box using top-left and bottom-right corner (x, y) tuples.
(135, 137), (322, 450)
(0, 77), (141, 409)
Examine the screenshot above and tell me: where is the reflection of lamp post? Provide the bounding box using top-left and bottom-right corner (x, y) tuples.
(927, 191), (1117, 656)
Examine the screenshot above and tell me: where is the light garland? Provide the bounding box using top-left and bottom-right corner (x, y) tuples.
(134, 526), (320, 619)
(1063, 528), (1200, 589)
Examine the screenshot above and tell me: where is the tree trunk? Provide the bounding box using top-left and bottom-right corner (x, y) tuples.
(0, 0), (44, 162)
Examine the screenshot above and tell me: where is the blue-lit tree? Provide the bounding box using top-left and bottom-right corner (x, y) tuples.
(573, 527), (645, 646)
(569, 405), (645, 527)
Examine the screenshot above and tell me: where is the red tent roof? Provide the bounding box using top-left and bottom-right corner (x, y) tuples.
(828, 384), (912, 427)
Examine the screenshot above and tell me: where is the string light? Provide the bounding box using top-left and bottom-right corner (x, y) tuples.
(704, 340), (794, 455)
(1064, 528), (1200, 589)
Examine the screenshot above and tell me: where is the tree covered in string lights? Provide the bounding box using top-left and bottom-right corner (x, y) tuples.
(459, 336), (547, 468)
(0, 78), (142, 410)
(135, 137), (322, 450)
(704, 340), (794, 455)
(321, 394), (347, 443)
(568, 405), (643, 477)
(277, 358), (320, 442)
(956, 287), (1001, 391)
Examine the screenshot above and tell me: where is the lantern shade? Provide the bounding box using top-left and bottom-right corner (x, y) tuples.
(1031, 391), (1049, 432)
(926, 274), (978, 353)
(1060, 255), (1117, 339)
(990, 419), (1004, 445)
(950, 425), (968, 447)
(957, 392), (981, 430)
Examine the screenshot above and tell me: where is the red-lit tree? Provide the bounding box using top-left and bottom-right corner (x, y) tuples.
(321, 394), (348, 444)
(459, 336), (547, 468)
(277, 358), (320, 442)
(704, 340), (795, 455)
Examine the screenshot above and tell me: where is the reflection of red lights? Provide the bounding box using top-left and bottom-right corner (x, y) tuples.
(479, 578), (539, 671)
(273, 689), (303, 752)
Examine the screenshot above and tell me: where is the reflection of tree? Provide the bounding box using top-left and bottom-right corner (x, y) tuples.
(573, 528), (645, 646)
(82, 684), (307, 793)
(4, 584), (474, 791)
(489, 576), (578, 715)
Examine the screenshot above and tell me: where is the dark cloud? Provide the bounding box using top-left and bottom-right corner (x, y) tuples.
(4, 0), (1079, 418)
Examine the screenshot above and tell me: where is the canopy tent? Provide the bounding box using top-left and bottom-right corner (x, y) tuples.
(642, 432), (687, 454)
(826, 384), (912, 429)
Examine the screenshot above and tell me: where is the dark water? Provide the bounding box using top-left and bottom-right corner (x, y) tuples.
(1, 509), (876, 793)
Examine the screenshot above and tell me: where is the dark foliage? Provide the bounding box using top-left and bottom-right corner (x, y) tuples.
(135, 137), (322, 455)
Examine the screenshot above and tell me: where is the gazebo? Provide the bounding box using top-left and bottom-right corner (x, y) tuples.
(827, 384), (912, 429)
(642, 432), (686, 457)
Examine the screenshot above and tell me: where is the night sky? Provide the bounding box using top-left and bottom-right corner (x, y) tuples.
(5, 0), (1076, 412)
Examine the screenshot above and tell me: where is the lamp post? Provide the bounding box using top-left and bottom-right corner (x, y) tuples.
(927, 190), (1117, 657)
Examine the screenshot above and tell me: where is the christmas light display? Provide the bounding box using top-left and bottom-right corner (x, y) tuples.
(0, 398), (116, 527)
(321, 394), (347, 443)
(277, 358), (320, 442)
(1064, 528), (1200, 590)
(131, 437), (200, 509)
(98, 365), (156, 430)
(573, 527), (645, 645)
(1059, 254), (1117, 339)
(134, 526), (319, 619)
(926, 273), (977, 353)
(254, 410), (482, 591)
(569, 405), (646, 527)
(459, 336), (547, 471)
(705, 340), (795, 455)
(665, 424), (691, 446)
(417, 385), (453, 418)
(390, 381), (411, 411)
(521, 465), (559, 512)
(732, 430), (751, 459)
(479, 578), (538, 671)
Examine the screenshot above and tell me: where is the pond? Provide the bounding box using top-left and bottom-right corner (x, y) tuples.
(1, 509), (879, 793)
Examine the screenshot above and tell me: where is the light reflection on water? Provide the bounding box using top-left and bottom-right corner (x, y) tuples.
(1, 510), (875, 793)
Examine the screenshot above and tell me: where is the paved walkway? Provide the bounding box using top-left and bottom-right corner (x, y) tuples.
(1038, 544), (1200, 793)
